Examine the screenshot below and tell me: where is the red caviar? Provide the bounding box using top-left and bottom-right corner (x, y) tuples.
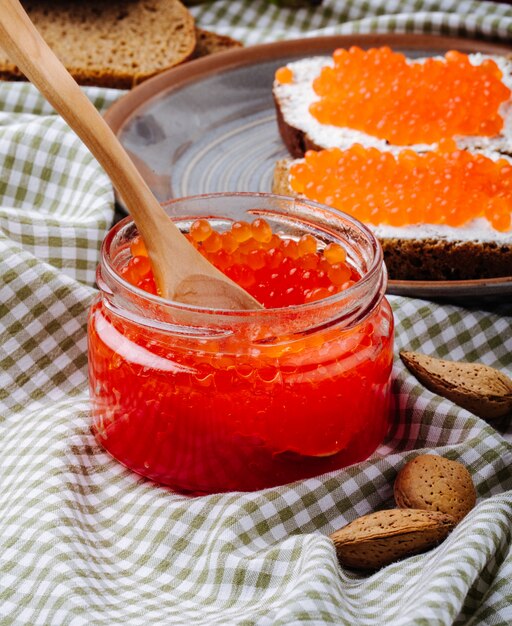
(310, 47), (510, 145)
(275, 66), (294, 84)
(88, 206), (393, 493)
(289, 143), (512, 231)
(126, 218), (359, 305)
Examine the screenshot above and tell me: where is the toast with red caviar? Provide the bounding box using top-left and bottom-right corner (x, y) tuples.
(272, 48), (512, 281)
(272, 148), (512, 281)
(273, 48), (512, 158)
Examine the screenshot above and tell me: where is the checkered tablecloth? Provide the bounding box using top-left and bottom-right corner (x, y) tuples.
(1, 2), (512, 624)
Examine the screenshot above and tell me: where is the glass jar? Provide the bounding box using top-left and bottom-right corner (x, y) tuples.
(88, 193), (394, 494)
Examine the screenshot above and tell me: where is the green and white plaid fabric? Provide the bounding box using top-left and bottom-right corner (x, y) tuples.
(189, 0), (512, 44)
(1, 1), (512, 624)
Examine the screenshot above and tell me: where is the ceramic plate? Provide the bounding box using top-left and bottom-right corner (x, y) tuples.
(104, 34), (512, 300)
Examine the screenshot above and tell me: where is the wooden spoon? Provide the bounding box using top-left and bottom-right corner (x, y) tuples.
(0, 0), (262, 310)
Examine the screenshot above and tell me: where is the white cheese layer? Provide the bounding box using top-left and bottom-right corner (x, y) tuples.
(371, 219), (512, 244)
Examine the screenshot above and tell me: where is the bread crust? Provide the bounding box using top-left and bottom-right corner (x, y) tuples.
(381, 238), (512, 281)
(191, 28), (243, 59)
(273, 94), (322, 158)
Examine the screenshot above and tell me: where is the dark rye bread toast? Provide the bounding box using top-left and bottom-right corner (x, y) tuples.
(191, 28), (243, 59)
(275, 103), (323, 159)
(272, 52), (512, 281)
(0, 0), (197, 88)
(273, 158), (512, 281)
(273, 53), (512, 159)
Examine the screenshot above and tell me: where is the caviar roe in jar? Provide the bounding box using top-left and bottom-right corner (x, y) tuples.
(88, 194), (394, 494)
(122, 218), (359, 306)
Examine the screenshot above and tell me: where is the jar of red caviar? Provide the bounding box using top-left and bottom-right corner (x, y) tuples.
(88, 193), (394, 494)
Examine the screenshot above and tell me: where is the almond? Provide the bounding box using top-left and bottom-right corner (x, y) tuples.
(330, 509), (456, 571)
(394, 454), (476, 523)
(400, 351), (512, 420)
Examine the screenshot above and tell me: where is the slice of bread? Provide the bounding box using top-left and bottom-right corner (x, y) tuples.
(273, 51), (512, 281)
(273, 157), (512, 281)
(273, 54), (512, 158)
(191, 28), (243, 59)
(0, 0), (196, 89)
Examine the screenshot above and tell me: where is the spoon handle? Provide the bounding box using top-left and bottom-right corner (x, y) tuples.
(0, 0), (261, 309)
(0, 0), (172, 244)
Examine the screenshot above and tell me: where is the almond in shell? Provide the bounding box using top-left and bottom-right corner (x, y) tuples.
(400, 351), (512, 420)
(394, 454), (476, 523)
(330, 508), (456, 571)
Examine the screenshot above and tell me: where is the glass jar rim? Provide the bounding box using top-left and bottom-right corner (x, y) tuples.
(98, 192), (386, 326)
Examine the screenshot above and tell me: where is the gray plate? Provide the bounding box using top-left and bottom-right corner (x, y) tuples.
(104, 34), (512, 301)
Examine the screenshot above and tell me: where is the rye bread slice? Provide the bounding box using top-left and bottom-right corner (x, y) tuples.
(0, 0), (196, 89)
(191, 28), (243, 59)
(273, 54), (512, 159)
(272, 158), (512, 281)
